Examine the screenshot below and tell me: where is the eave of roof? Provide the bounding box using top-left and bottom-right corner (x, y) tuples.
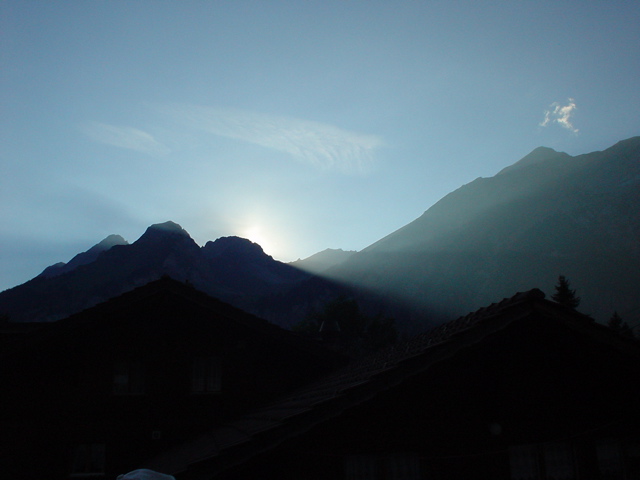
(149, 288), (640, 478)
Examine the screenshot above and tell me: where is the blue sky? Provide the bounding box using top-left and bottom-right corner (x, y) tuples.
(1, 1), (639, 291)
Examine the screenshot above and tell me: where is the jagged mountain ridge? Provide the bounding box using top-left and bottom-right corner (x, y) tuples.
(328, 136), (640, 325)
(0, 222), (316, 323)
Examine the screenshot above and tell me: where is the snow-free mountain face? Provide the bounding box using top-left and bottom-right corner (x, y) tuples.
(289, 248), (357, 275)
(329, 137), (640, 325)
(0, 222), (313, 323)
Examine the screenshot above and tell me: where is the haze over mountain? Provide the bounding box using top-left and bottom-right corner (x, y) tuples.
(1, 137), (639, 331)
(290, 249), (357, 276)
(327, 136), (640, 326)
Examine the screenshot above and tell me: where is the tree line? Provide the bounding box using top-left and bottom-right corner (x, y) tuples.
(552, 275), (635, 338)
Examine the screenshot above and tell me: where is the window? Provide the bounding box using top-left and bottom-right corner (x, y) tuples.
(509, 442), (575, 480)
(386, 454), (421, 480)
(509, 444), (539, 480)
(191, 356), (221, 393)
(543, 442), (575, 479)
(113, 360), (145, 395)
(346, 455), (377, 480)
(70, 443), (105, 477)
(596, 439), (624, 480)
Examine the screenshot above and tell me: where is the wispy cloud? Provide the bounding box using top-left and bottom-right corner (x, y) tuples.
(540, 98), (579, 133)
(158, 105), (383, 173)
(81, 122), (171, 156)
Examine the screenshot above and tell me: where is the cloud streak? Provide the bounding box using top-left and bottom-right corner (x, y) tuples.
(159, 105), (383, 173)
(540, 98), (579, 133)
(82, 122), (171, 156)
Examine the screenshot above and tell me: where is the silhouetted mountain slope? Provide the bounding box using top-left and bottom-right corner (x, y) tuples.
(289, 248), (357, 275)
(39, 234), (128, 278)
(199, 236), (314, 307)
(330, 136), (640, 325)
(0, 222), (314, 324)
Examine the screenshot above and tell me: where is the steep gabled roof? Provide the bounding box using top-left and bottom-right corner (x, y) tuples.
(145, 288), (640, 478)
(0, 277), (343, 385)
(11, 276), (333, 357)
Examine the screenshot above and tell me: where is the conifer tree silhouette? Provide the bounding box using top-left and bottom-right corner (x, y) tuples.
(608, 311), (634, 338)
(608, 311), (623, 330)
(552, 275), (581, 309)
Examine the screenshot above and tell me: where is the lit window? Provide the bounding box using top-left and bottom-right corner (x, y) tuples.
(113, 360), (145, 395)
(70, 443), (105, 477)
(191, 356), (221, 393)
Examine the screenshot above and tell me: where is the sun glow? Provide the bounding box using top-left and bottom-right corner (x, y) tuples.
(242, 225), (275, 257)
(226, 207), (291, 261)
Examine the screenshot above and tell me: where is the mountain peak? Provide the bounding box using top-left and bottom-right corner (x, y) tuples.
(147, 221), (189, 235)
(137, 221), (192, 244)
(497, 146), (571, 176)
(202, 236), (267, 261)
(97, 234), (128, 249)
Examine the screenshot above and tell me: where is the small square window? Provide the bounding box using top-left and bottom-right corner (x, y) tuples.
(191, 356), (221, 393)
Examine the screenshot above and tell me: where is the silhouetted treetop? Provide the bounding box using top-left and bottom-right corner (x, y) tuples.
(552, 275), (581, 310)
(608, 311), (635, 338)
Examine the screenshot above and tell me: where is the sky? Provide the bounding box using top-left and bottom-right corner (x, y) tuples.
(1, 1), (640, 291)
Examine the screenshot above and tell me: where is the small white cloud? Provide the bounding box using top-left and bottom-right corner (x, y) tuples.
(540, 98), (579, 133)
(82, 122), (171, 156)
(157, 105), (383, 174)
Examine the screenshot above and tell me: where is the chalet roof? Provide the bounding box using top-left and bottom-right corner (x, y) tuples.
(1, 276), (339, 366)
(57, 275), (289, 333)
(145, 288), (640, 478)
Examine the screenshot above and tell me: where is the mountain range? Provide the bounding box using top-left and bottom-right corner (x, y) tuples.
(327, 136), (640, 326)
(0, 222), (322, 324)
(1, 136), (639, 330)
